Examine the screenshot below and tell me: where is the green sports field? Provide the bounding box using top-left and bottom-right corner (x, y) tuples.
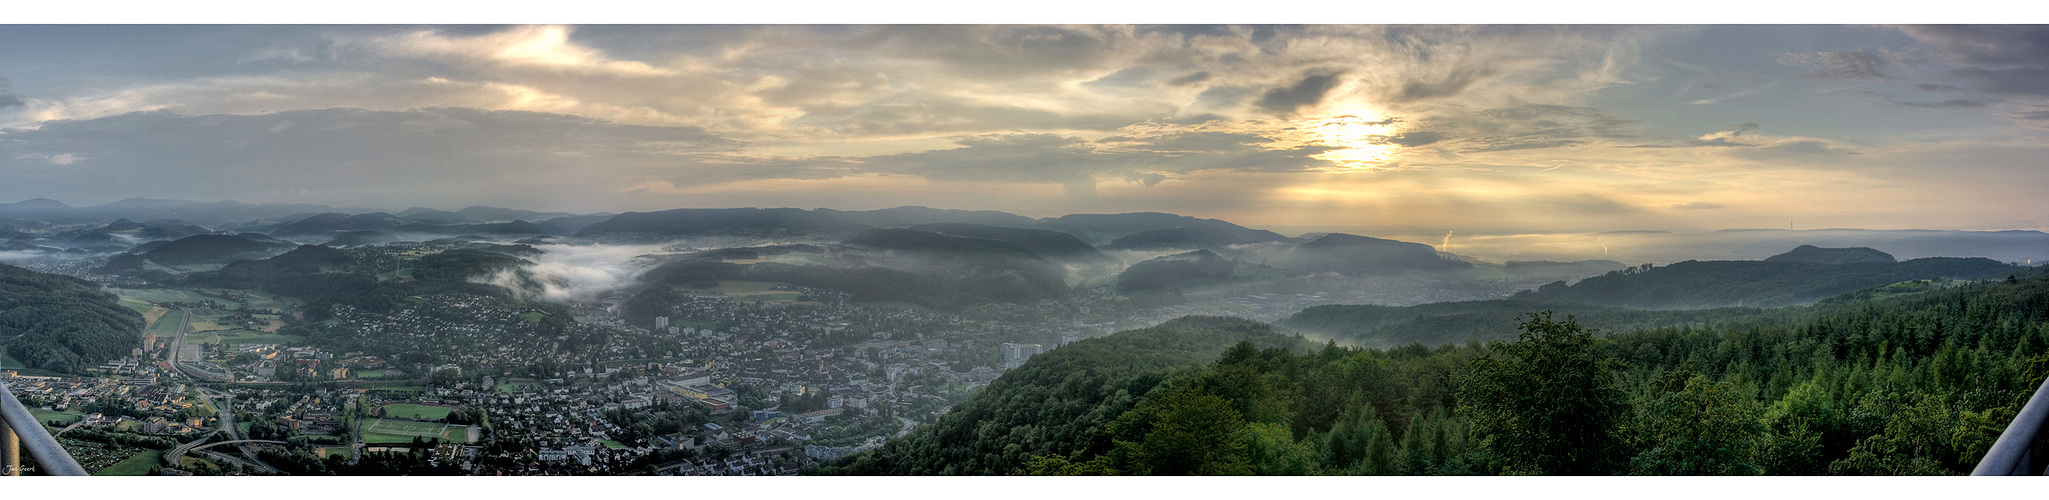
(381, 403), (453, 421)
(360, 418), (470, 444)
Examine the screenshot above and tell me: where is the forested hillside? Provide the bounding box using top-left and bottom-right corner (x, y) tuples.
(1278, 300), (1772, 348)
(1511, 257), (2019, 309)
(828, 274), (2049, 475)
(0, 263), (144, 373)
(816, 316), (1318, 475)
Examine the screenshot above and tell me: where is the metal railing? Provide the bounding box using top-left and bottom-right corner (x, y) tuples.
(1974, 375), (2049, 476)
(0, 380), (90, 476)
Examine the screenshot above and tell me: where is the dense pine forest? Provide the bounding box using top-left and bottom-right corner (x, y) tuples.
(823, 273), (2049, 475)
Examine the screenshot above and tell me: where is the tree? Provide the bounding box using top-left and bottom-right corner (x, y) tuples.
(1629, 376), (1765, 475)
(1458, 311), (1632, 475)
(1113, 387), (1250, 475)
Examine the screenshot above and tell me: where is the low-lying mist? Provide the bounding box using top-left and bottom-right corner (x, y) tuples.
(476, 243), (672, 303)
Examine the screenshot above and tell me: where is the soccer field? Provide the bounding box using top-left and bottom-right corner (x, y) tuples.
(361, 418), (472, 443)
(363, 418), (446, 438)
(380, 403), (453, 421)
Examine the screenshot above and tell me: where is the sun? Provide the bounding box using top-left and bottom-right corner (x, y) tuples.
(1299, 113), (1404, 172)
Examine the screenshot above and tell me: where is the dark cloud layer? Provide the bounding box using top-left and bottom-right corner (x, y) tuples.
(1255, 71), (1345, 115)
(0, 107), (753, 207)
(0, 77), (23, 108)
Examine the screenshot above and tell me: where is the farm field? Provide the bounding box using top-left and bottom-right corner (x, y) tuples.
(381, 403), (454, 421)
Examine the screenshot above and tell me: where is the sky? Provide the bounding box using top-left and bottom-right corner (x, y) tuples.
(3, 22), (2048, 234)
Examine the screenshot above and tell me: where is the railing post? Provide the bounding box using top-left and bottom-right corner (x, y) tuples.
(2, 419), (17, 476)
(1976, 375), (2049, 475)
(1, 381), (88, 476)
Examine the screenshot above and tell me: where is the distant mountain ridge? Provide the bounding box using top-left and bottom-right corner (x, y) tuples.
(1510, 251), (2021, 309)
(1765, 245), (1895, 264)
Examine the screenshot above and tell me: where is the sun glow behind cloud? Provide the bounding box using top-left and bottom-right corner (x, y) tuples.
(1301, 113), (1404, 172)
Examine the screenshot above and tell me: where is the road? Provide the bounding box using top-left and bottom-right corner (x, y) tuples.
(894, 416), (918, 437)
(162, 308), (188, 365)
(52, 419), (89, 436)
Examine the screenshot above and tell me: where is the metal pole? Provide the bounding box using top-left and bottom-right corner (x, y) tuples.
(1975, 375), (2049, 475)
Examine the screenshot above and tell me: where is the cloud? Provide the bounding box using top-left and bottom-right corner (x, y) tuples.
(1679, 122), (1851, 156)
(1670, 201), (1724, 210)
(1886, 26), (2049, 128)
(371, 25), (676, 77)
(0, 107), (761, 208)
(1394, 66), (1497, 102)
(1778, 51), (1895, 80)
(1167, 71), (1213, 86)
(1401, 104), (1640, 153)
(1384, 131), (1445, 147)
(1899, 98), (1988, 109)
(1895, 25), (2049, 68)
(1691, 122), (1761, 147)
(1256, 71), (1345, 115)
(0, 77), (22, 108)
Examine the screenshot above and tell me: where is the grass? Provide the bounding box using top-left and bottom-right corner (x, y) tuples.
(214, 330), (309, 345)
(519, 311), (546, 323)
(319, 446), (355, 460)
(114, 288), (214, 305)
(380, 403), (454, 421)
(179, 456), (221, 472)
(0, 351), (69, 377)
(30, 408), (85, 427)
(850, 300), (928, 310)
(93, 449), (165, 476)
(181, 330), (221, 345)
(146, 309), (187, 334)
(597, 439), (628, 450)
(356, 369), (386, 379)
(713, 280), (821, 305)
(494, 378), (542, 393)
(360, 418), (467, 444)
